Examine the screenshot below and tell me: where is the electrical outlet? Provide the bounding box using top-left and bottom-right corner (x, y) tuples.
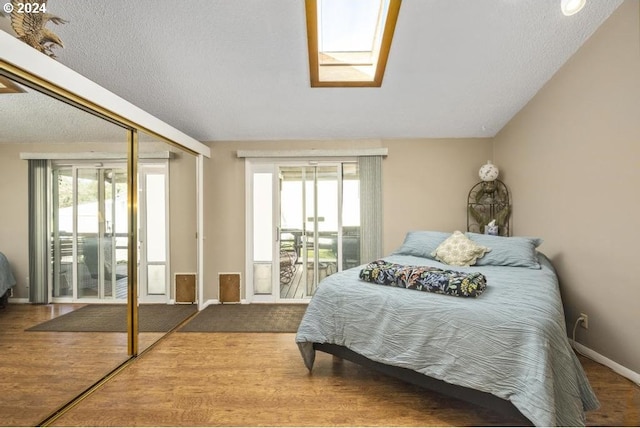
(579, 313), (588, 329)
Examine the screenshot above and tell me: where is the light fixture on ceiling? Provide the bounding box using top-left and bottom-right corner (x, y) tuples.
(561, 0), (586, 16)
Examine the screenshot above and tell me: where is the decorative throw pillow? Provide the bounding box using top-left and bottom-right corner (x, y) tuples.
(392, 230), (451, 259)
(431, 231), (491, 266)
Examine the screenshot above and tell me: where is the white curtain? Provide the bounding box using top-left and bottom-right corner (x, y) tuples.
(28, 159), (49, 304)
(358, 155), (383, 263)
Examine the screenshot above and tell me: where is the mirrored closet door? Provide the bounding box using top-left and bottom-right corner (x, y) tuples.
(0, 54), (204, 425)
(0, 69), (133, 426)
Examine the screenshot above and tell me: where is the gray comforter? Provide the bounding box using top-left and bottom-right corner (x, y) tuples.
(295, 253), (599, 427)
(0, 251), (16, 297)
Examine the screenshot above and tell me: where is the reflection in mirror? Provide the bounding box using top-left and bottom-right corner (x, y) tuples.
(0, 72), (132, 426)
(137, 132), (198, 352)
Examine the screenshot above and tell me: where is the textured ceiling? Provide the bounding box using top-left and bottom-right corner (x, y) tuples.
(1, 0), (624, 142)
(0, 82), (129, 144)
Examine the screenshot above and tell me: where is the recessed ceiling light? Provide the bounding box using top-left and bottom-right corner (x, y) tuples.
(561, 0), (586, 16)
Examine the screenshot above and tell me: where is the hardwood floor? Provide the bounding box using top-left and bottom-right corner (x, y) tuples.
(1, 304), (638, 426)
(0, 303), (163, 427)
(50, 332), (640, 427)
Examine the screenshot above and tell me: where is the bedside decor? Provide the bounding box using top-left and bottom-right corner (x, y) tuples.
(478, 160), (500, 182)
(467, 161), (511, 236)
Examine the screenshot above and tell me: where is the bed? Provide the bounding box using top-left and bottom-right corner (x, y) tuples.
(0, 251), (16, 308)
(295, 231), (599, 427)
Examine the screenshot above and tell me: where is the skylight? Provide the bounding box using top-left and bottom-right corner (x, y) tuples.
(305, 0), (401, 87)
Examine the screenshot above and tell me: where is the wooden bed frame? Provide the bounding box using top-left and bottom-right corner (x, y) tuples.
(313, 343), (530, 424)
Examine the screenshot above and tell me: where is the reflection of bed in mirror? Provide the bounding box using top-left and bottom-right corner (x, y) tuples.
(0, 252), (16, 307)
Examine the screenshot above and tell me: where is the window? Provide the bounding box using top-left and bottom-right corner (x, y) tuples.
(305, 0), (402, 87)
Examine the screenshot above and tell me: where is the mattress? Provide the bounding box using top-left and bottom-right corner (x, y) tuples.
(295, 253), (599, 426)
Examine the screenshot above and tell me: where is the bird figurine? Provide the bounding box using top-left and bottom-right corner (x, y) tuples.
(10, 0), (67, 58)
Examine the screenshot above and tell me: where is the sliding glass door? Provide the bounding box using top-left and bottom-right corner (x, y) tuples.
(51, 164), (127, 300)
(249, 161), (360, 302)
(279, 166), (339, 299)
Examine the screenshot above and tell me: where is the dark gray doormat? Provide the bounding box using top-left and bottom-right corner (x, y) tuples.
(179, 303), (308, 333)
(26, 304), (197, 332)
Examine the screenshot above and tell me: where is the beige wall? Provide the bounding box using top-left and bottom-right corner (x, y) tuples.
(0, 143), (32, 298)
(493, 0), (640, 372)
(383, 138), (492, 253)
(202, 138), (491, 301)
(167, 151), (198, 293)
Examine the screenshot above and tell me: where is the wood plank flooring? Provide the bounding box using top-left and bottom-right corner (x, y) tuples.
(1, 303), (638, 426)
(51, 332), (640, 427)
(0, 303), (164, 427)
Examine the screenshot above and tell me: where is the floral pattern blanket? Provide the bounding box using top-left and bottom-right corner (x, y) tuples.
(359, 259), (486, 297)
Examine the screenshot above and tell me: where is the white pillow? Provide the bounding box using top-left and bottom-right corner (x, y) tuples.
(430, 231), (490, 266)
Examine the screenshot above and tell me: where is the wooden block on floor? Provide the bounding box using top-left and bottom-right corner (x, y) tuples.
(175, 273), (196, 303)
(219, 273), (241, 303)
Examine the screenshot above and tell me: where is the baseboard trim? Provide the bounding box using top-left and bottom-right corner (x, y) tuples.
(201, 299), (219, 309)
(572, 340), (640, 386)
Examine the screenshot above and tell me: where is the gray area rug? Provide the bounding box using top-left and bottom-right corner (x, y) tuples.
(179, 303), (308, 333)
(26, 304), (197, 332)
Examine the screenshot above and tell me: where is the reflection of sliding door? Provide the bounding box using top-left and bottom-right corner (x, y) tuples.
(248, 161), (360, 303)
(51, 164), (127, 301)
(138, 163), (169, 303)
(51, 162), (168, 303)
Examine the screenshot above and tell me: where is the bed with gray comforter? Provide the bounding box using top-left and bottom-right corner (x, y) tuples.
(296, 246), (598, 426)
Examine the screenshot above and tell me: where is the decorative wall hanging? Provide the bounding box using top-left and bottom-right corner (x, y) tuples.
(467, 161), (511, 236)
(9, 0), (67, 58)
